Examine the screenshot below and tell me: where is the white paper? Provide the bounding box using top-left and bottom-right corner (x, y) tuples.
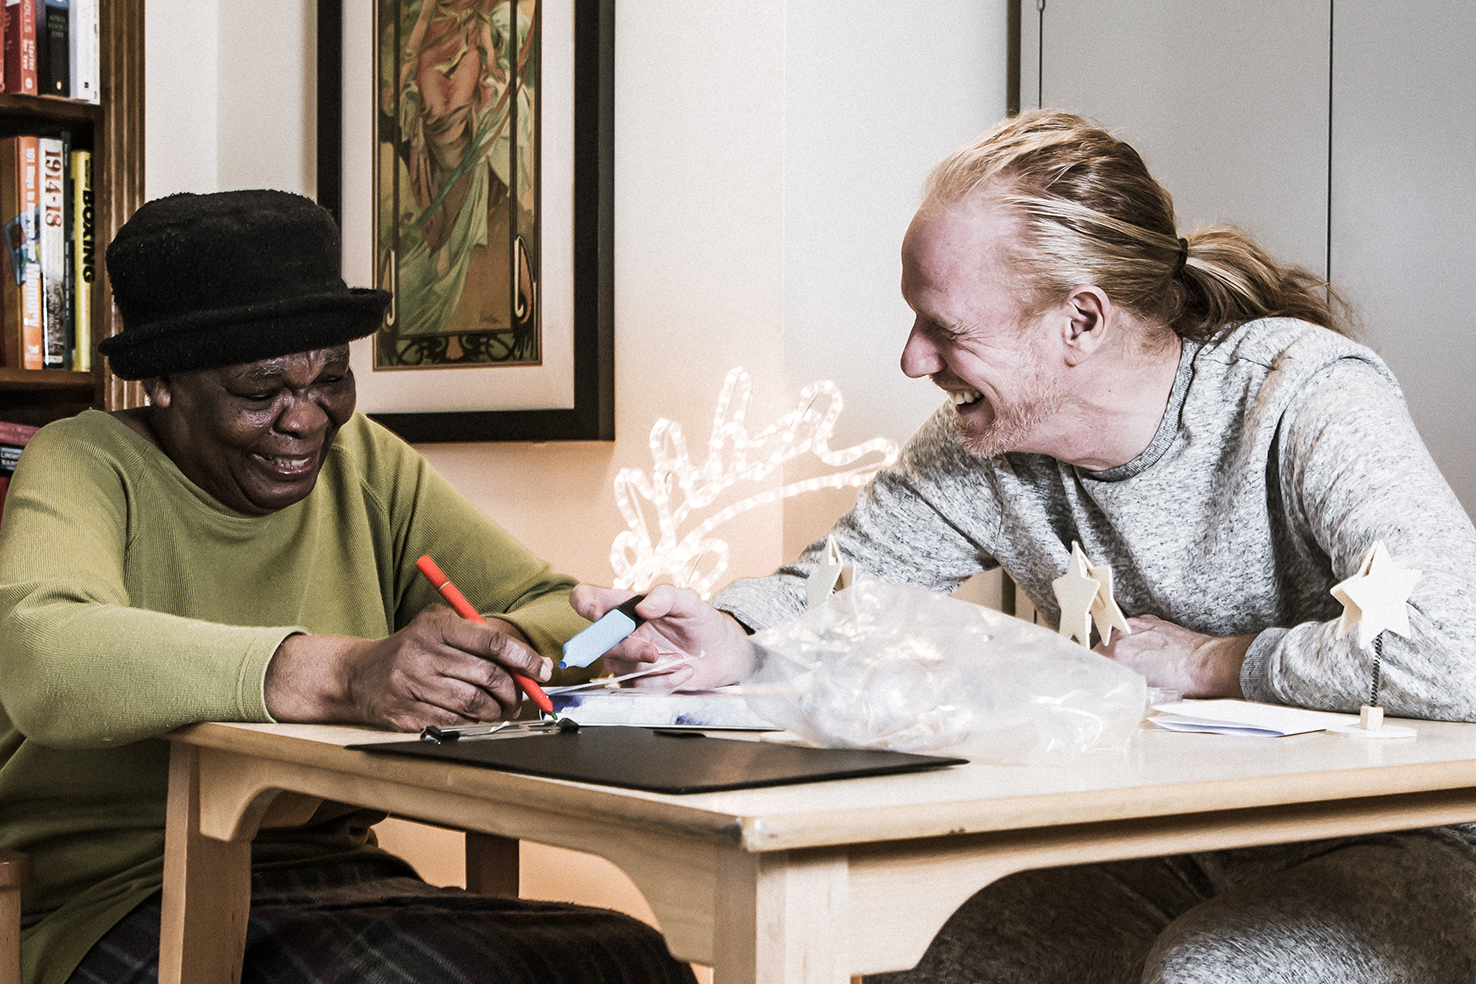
(550, 689), (775, 730)
(1150, 699), (1357, 737)
(544, 662), (688, 695)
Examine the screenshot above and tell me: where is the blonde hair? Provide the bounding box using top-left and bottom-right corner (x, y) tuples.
(922, 110), (1352, 341)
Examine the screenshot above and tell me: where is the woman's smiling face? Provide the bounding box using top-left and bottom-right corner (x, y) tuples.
(144, 345), (356, 515)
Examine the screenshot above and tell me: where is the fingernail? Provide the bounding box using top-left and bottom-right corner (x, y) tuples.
(540, 657), (552, 681)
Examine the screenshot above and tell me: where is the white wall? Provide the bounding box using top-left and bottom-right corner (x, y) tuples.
(217, 0), (319, 194)
(145, 0), (316, 199)
(783, 2), (1007, 556)
(143, 0), (219, 198)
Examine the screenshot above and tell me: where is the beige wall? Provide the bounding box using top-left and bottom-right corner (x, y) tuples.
(143, 0), (1006, 951)
(408, 0), (793, 588)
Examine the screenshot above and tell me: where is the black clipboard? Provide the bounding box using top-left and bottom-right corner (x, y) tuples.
(349, 727), (966, 795)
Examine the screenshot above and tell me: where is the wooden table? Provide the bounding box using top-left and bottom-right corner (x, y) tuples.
(160, 718), (1476, 984)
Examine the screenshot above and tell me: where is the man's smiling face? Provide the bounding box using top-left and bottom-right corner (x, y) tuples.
(899, 197), (1067, 458)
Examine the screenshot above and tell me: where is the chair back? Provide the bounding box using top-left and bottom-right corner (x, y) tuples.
(0, 850), (30, 984)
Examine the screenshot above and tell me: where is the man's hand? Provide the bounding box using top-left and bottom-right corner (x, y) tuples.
(568, 584), (757, 691)
(263, 606), (552, 732)
(1097, 614), (1254, 698)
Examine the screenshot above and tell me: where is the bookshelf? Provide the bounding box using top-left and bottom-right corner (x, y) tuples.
(0, 0), (144, 426)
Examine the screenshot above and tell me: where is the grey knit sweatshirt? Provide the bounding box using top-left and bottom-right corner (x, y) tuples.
(715, 318), (1476, 720)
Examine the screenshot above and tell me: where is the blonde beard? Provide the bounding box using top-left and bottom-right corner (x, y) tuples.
(955, 383), (1067, 459)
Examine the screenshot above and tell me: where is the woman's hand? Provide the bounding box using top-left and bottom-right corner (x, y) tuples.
(568, 584), (757, 691)
(1096, 614), (1255, 698)
(263, 605), (552, 732)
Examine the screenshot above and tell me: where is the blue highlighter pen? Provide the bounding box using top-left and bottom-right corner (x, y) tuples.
(560, 595), (647, 669)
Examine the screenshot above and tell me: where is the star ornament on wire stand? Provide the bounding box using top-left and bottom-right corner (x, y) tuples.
(1326, 539), (1421, 740)
(1052, 541), (1129, 648)
(1330, 540), (1422, 649)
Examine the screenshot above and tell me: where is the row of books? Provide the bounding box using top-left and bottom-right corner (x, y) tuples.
(0, 418), (37, 527)
(1, 0), (98, 101)
(0, 134), (94, 371)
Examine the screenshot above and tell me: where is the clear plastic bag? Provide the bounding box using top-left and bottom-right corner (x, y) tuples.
(743, 580), (1147, 764)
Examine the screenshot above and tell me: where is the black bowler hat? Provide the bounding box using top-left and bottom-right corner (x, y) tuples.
(98, 189), (391, 380)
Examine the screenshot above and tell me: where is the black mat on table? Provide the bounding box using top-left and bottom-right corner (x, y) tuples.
(349, 726), (966, 795)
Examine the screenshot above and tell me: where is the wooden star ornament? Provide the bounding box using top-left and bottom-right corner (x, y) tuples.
(806, 535), (858, 609)
(1088, 561), (1131, 643)
(1052, 541), (1129, 648)
(1330, 540), (1422, 649)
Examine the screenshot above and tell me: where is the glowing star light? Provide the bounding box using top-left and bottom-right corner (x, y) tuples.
(610, 367), (899, 599)
(1052, 541), (1130, 649)
(1330, 540), (1422, 648)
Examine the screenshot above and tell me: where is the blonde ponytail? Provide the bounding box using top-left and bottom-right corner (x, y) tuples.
(923, 111), (1352, 341)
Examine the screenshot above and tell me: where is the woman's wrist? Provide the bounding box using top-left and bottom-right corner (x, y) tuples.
(264, 633), (361, 723)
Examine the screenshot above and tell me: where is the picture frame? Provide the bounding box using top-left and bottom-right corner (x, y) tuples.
(317, 0), (614, 442)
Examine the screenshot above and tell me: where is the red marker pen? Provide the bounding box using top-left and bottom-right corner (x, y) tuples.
(415, 554), (555, 716)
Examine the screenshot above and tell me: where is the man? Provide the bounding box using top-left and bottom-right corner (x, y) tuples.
(573, 111), (1476, 982)
(0, 190), (694, 984)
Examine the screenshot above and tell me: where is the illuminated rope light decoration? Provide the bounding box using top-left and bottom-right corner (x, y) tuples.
(611, 367), (900, 599)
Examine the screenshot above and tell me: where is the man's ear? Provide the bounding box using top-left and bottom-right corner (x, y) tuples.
(1060, 286), (1111, 366)
(141, 377), (172, 408)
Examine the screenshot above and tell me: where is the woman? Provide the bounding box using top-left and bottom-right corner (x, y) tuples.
(0, 190), (694, 984)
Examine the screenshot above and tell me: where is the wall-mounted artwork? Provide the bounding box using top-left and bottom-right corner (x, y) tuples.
(319, 0), (614, 442)
(376, 0), (540, 369)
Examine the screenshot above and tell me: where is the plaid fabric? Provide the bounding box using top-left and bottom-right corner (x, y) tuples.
(68, 854), (697, 984)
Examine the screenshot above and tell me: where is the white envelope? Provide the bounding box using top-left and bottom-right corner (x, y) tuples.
(1150, 699), (1357, 737)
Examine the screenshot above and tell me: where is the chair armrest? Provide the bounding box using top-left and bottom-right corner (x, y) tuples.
(1, 849), (28, 984)
(0, 851), (27, 889)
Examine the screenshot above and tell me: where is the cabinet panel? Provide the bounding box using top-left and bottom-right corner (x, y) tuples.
(1021, 0), (1476, 514)
(1022, 0), (1331, 277)
(1331, 0), (1476, 513)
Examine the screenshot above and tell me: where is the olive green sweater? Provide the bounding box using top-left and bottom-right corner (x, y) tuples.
(0, 410), (590, 984)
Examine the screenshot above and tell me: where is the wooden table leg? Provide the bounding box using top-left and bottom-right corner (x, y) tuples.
(465, 832), (519, 897)
(712, 848), (852, 984)
(159, 743), (252, 984)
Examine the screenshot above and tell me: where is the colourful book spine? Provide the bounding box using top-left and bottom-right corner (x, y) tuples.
(38, 136), (65, 368)
(19, 137), (40, 369)
(40, 0), (65, 97)
(0, 418), (39, 528)
(67, 0), (93, 103)
(9, 137), (43, 369)
(0, 138), (41, 369)
(69, 147), (90, 370)
(3, 0), (36, 95)
(0, 420), (35, 446)
(0, 137), (16, 367)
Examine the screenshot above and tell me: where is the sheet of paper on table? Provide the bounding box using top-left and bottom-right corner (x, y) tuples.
(1150, 699), (1357, 737)
(549, 688), (777, 730)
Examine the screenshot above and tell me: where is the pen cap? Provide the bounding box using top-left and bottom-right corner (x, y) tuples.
(614, 596), (646, 624)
